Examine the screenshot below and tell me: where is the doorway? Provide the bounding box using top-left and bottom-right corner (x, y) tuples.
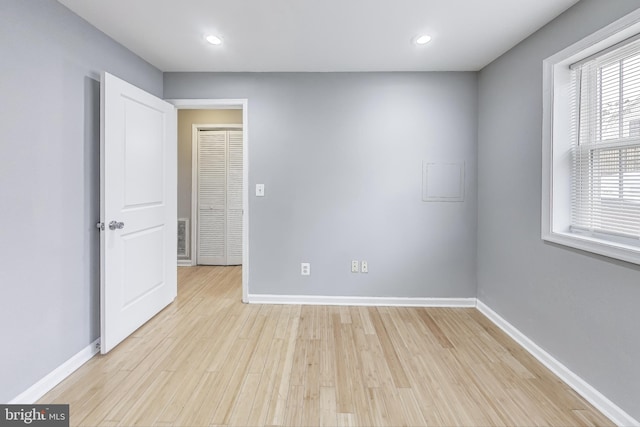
(169, 99), (249, 303)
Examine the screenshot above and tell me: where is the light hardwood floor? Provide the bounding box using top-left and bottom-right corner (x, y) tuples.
(39, 266), (613, 426)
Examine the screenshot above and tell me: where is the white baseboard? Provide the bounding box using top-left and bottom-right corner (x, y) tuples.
(177, 259), (193, 267)
(476, 301), (638, 427)
(247, 294), (477, 307)
(9, 339), (100, 404)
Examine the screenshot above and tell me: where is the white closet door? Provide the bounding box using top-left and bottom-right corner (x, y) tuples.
(197, 130), (226, 265)
(226, 130), (243, 265)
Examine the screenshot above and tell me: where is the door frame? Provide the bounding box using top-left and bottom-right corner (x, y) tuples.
(192, 123), (243, 267)
(168, 99), (249, 303)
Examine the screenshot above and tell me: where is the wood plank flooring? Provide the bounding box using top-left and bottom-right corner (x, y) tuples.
(39, 266), (613, 426)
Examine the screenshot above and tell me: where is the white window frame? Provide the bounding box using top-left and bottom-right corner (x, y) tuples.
(542, 9), (640, 265)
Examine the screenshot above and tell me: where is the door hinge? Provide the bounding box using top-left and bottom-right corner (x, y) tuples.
(96, 222), (105, 231)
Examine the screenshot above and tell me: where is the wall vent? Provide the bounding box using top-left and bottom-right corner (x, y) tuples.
(177, 218), (190, 258)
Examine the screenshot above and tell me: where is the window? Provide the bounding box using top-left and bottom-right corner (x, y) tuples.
(543, 10), (640, 265)
(571, 42), (640, 239)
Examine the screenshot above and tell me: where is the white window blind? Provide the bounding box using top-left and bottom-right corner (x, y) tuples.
(570, 38), (640, 241)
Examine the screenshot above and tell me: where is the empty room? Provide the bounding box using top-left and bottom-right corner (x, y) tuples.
(1, 0), (640, 426)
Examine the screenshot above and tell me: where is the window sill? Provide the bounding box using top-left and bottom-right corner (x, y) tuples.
(542, 230), (640, 266)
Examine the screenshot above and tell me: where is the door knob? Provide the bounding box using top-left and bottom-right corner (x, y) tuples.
(109, 221), (125, 230)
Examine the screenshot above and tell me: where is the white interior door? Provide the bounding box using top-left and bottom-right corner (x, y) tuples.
(100, 72), (177, 354)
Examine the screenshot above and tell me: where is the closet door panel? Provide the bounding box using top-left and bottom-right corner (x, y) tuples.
(226, 130), (243, 265)
(197, 130), (226, 265)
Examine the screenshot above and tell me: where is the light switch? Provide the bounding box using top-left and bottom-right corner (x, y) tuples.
(256, 184), (265, 197)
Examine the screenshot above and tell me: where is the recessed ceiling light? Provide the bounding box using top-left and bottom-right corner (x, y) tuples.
(415, 35), (432, 45)
(205, 34), (223, 46)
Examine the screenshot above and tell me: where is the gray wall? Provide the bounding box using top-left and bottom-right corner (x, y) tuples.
(0, 0), (162, 402)
(165, 72), (478, 298)
(9, 0), (637, 418)
(477, 0), (640, 420)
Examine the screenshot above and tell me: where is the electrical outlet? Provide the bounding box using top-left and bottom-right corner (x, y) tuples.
(361, 261), (368, 273)
(351, 260), (359, 273)
(301, 262), (310, 276)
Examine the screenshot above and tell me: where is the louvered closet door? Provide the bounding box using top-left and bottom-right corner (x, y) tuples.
(197, 130), (226, 265)
(226, 130), (243, 265)
(196, 129), (243, 266)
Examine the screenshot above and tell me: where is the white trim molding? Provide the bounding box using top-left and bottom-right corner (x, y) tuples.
(247, 294), (477, 307)
(476, 301), (638, 427)
(9, 339), (100, 404)
(177, 259), (193, 267)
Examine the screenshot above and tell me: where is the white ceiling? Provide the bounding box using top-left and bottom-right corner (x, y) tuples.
(57, 0), (579, 72)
